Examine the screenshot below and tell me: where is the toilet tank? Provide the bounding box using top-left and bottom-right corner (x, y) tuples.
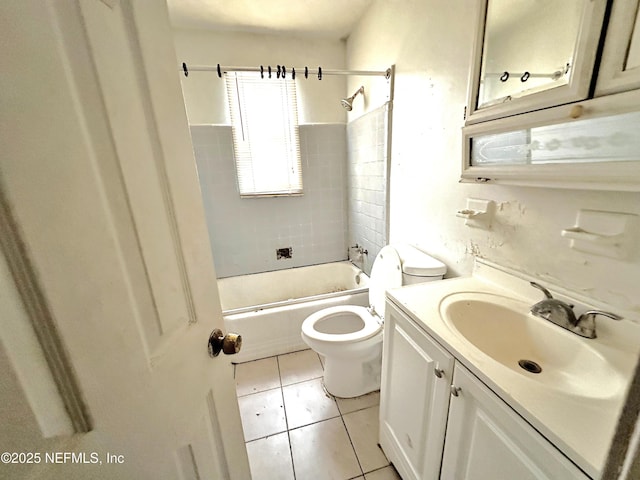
(394, 244), (447, 285)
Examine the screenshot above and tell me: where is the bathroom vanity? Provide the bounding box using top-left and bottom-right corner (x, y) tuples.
(379, 260), (640, 480)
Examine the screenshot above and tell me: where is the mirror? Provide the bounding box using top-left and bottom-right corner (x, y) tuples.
(466, 0), (607, 124)
(478, 0), (582, 108)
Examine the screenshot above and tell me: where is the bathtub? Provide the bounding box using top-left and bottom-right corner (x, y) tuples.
(219, 261), (369, 363)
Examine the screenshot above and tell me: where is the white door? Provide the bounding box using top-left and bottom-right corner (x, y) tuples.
(0, 1), (250, 479)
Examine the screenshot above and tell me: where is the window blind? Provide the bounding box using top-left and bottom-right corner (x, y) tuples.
(225, 72), (303, 197)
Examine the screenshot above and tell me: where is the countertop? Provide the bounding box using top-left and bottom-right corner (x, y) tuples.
(386, 260), (640, 479)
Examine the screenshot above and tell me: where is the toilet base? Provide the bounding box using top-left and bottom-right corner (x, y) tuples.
(322, 349), (382, 398)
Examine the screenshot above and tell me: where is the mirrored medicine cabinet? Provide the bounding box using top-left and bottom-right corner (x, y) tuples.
(465, 0), (607, 125)
(461, 0), (640, 191)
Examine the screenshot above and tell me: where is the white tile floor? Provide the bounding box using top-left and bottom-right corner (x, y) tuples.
(235, 349), (402, 480)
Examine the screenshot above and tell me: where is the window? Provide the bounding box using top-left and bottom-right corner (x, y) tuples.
(225, 72), (303, 197)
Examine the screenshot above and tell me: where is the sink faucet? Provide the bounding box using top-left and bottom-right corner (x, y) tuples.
(529, 282), (622, 339)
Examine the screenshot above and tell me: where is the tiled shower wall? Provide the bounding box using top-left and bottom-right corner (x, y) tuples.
(347, 102), (390, 275)
(192, 124), (348, 278)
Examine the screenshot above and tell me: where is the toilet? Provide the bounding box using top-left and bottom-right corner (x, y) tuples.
(301, 244), (446, 398)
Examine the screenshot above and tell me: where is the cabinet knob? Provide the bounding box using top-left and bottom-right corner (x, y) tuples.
(450, 385), (462, 397)
(434, 368), (445, 379)
(569, 104), (583, 119)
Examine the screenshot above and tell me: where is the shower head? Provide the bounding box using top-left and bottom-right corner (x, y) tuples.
(341, 98), (354, 111)
(341, 86), (365, 111)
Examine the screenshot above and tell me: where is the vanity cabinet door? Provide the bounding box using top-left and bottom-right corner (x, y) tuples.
(441, 364), (589, 480)
(595, 0), (640, 96)
(379, 301), (454, 480)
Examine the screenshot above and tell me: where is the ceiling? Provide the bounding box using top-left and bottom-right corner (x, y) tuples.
(166, 0), (375, 40)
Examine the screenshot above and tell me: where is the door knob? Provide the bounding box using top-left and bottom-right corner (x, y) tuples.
(208, 329), (242, 357)
(434, 368), (445, 379)
(450, 385), (462, 397)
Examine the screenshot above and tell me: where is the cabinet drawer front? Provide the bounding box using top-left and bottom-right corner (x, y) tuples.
(380, 302), (454, 480)
(441, 364), (588, 480)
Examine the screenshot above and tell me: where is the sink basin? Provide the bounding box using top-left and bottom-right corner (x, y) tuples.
(439, 292), (624, 399)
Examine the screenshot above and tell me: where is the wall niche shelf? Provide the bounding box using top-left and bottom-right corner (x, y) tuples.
(561, 209), (638, 259)
(456, 198), (494, 228)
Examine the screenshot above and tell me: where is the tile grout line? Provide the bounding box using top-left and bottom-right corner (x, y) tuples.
(240, 351), (385, 479)
(362, 465), (397, 478)
(237, 356), (295, 477)
(318, 351), (368, 480)
(231, 347), (313, 368)
(242, 400), (383, 444)
(237, 384), (283, 399)
(318, 349), (374, 478)
(237, 374), (325, 398)
(339, 411), (365, 479)
(275, 355), (290, 431)
(276, 354), (297, 480)
(244, 413), (343, 442)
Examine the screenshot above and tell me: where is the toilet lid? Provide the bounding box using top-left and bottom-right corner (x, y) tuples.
(369, 246), (402, 320)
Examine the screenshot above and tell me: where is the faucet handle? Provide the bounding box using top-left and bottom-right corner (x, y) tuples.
(578, 310), (623, 322)
(575, 310), (623, 339)
(529, 282), (575, 308)
(530, 281), (554, 299)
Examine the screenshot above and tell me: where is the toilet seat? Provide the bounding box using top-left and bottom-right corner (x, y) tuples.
(302, 246), (403, 344)
(301, 305), (380, 343)
(300, 245), (444, 398)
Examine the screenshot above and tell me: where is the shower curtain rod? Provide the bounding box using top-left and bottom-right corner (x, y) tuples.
(180, 62), (391, 80)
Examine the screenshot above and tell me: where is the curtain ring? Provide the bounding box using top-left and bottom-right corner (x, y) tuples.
(277, 65), (281, 78)
(318, 66), (322, 80)
(499, 71), (509, 82)
(520, 71), (530, 82)
(305, 67), (308, 79)
(260, 65), (264, 79)
(292, 67), (296, 80)
(268, 66), (272, 78)
(282, 66), (286, 79)
(182, 62), (189, 77)
(216, 64), (222, 78)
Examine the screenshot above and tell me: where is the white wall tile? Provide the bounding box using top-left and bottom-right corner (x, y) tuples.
(347, 104), (389, 274)
(192, 124), (348, 277)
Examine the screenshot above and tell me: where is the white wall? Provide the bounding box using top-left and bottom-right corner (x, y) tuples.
(347, 0), (640, 312)
(173, 29), (348, 124)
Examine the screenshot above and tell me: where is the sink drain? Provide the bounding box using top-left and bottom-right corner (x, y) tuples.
(518, 359), (542, 374)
